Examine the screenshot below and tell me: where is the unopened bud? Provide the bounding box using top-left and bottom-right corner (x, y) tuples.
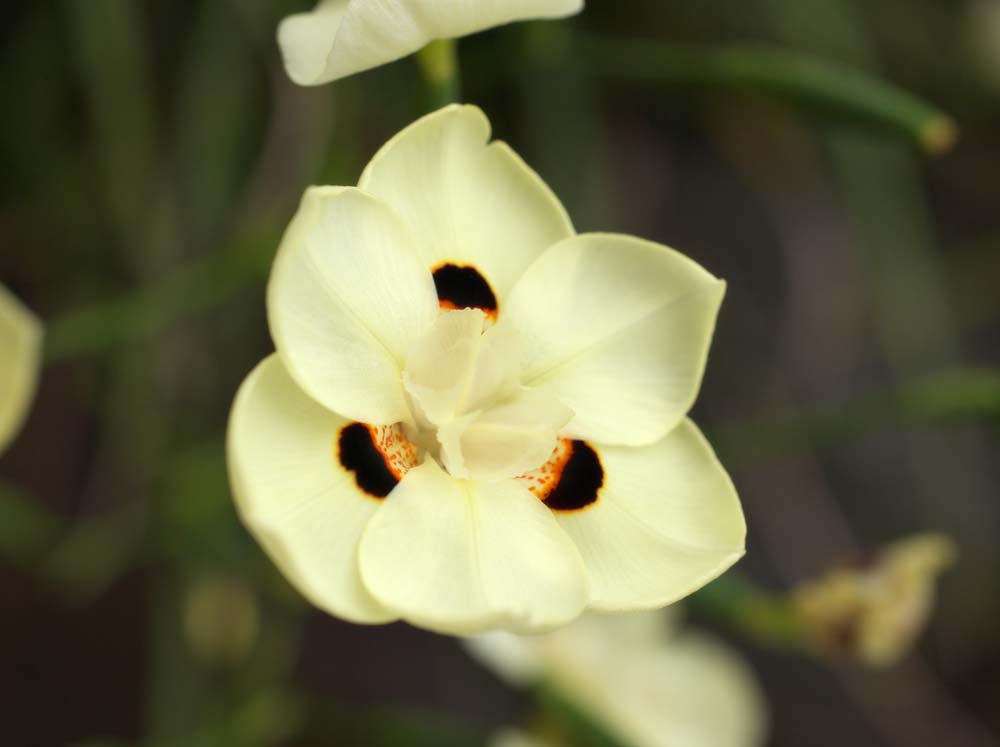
(791, 534), (956, 667)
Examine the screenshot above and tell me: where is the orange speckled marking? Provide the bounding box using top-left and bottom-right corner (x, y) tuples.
(518, 438), (604, 513)
(337, 422), (418, 499)
(367, 423), (418, 480)
(518, 439), (574, 500)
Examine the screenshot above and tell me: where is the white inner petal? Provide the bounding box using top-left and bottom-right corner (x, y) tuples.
(401, 308), (572, 481)
(402, 308), (519, 425)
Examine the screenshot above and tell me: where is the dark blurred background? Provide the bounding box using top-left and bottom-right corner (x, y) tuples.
(1, 1), (999, 745)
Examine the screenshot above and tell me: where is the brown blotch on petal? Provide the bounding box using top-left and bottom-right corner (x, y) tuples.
(337, 423), (416, 499)
(520, 439), (604, 513)
(432, 263), (498, 320)
(544, 440), (604, 512)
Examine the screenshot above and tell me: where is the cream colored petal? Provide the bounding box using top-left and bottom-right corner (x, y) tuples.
(227, 355), (395, 624)
(0, 284), (42, 455)
(557, 420), (745, 610)
(267, 186), (438, 425)
(359, 460), (588, 634)
(280, 0), (584, 86)
(504, 233), (725, 447)
(359, 105), (574, 302)
(277, 0), (351, 86)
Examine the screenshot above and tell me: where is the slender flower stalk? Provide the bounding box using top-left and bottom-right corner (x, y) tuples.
(415, 39), (460, 107)
(532, 34), (957, 154)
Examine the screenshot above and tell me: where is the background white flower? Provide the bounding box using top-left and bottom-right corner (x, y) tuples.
(469, 609), (769, 747)
(227, 104), (746, 635)
(0, 284), (43, 455)
(278, 0), (584, 86)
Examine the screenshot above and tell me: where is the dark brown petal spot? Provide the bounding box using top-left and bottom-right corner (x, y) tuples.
(337, 423), (399, 499)
(543, 440), (604, 512)
(432, 263), (498, 319)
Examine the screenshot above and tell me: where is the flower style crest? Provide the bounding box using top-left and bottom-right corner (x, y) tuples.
(227, 104), (746, 635)
(278, 0), (584, 86)
(0, 284), (43, 455)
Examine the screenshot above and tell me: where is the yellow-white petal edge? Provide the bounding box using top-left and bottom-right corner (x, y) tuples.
(267, 186), (438, 426)
(359, 104), (574, 301)
(279, 0), (584, 86)
(558, 420), (746, 611)
(359, 459), (589, 634)
(0, 283), (43, 455)
(227, 354), (395, 624)
(504, 233), (725, 447)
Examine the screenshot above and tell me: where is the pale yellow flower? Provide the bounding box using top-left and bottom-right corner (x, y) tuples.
(227, 104), (745, 635)
(792, 533), (956, 667)
(470, 610), (768, 747)
(0, 284), (43, 455)
(279, 0), (584, 86)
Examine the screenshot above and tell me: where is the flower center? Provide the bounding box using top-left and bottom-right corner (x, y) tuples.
(401, 308), (573, 481)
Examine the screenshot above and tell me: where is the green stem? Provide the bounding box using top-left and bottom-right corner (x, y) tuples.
(689, 574), (805, 650)
(534, 685), (627, 747)
(554, 35), (955, 153)
(415, 39), (460, 108)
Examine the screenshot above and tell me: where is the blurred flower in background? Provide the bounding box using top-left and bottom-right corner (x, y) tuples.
(469, 609), (768, 747)
(490, 729), (551, 747)
(0, 284), (42, 455)
(792, 534), (957, 667)
(228, 104), (745, 635)
(278, 0), (584, 85)
(183, 573), (261, 667)
(963, 0), (1000, 92)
